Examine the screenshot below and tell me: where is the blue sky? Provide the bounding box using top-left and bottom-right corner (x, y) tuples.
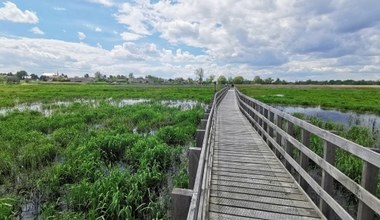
(0, 0), (379, 80)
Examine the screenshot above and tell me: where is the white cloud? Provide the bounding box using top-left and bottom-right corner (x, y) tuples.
(116, 3), (151, 35)
(78, 32), (86, 40)
(95, 27), (102, 32)
(30, 27), (44, 35)
(88, 0), (114, 7)
(0, 1), (38, 24)
(112, 0), (380, 80)
(0, 0), (379, 81)
(53, 7), (66, 11)
(120, 32), (143, 41)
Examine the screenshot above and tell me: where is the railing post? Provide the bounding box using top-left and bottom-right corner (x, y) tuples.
(274, 115), (283, 159)
(263, 108), (269, 142)
(320, 141), (337, 219)
(196, 129), (205, 148)
(299, 129), (310, 190)
(285, 121), (294, 171)
(199, 119), (207, 129)
(357, 149), (380, 220)
(189, 147), (201, 189)
(171, 188), (193, 220)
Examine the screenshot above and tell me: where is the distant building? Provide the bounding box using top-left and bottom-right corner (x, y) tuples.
(42, 72), (59, 81)
(129, 76), (148, 84)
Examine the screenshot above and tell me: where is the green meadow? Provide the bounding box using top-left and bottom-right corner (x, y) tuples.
(238, 84), (380, 114)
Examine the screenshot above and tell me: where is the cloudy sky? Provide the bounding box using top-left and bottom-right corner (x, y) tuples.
(0, 0), (379, 80)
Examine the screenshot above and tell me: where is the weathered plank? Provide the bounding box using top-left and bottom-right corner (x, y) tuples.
(207, 89), (322, 220)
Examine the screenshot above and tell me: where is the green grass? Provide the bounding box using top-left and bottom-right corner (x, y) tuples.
(0, 83), (216, 107)
(0, 84), (210, 219)
(238, 85), (380, 114)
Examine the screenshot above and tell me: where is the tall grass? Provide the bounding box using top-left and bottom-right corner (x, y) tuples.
(0, 97), (204, 218)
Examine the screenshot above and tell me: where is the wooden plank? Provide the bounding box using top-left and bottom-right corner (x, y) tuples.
(212, 175), (299, 189)
(213, 158), (280, 166)
(212, 166), (288, 176)
(209, 204), (321, 220)
(212, 165), (287, 175)
(210, 197), (319, 217)
(211, 179), (301, 194)
(204, 89), (322, 220)
(209, 212), (260, 220)
(210, 190), (314, 208)
(211, 185), (307, 201)
(212, 171), (294, 183)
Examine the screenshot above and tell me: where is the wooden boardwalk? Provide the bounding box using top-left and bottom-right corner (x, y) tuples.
(209, 89), (322, 219)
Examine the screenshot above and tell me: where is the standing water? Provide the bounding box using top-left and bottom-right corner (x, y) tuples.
(273, 105), (380, 147)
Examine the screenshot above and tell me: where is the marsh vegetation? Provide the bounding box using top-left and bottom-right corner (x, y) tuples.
(0, 84), (215, 219)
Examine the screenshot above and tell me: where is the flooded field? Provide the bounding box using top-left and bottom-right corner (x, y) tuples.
(0, 99), (204, 117)
(274, 105), (380, 147)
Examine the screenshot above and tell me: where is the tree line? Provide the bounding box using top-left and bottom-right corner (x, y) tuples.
(1, 69), (379, 85)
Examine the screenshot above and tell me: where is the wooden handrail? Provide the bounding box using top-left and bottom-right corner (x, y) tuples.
(236, 88), (380, 220)
(187, 87), (229, 220)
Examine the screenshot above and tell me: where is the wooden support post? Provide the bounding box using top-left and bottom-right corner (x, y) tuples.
(299, 129), (310, 190)
(263, 109), (268, 142)
(320, 141), (337, 219)
(259, 106), (264, 137)
(269, 112), (275, 137)
(268, 111), (274, 148)
(257, 105), (262, 135)
(285, 121), (294, 171)
(204, 113), (210, 119)
(199, 119), (207, 129)
(171, 188), (193, 220)
(196, 129), (205, 148)
(357, 149), (380, 220)
(275, 116), (283, 159)
(188, 147), (201, 189)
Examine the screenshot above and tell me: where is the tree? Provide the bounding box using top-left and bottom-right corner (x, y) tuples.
(232, 76), (244, 84)
(253, 76), (264, 84)
(217, 75), (227, 84)
(194, 68), (204, 84)
(40, 75), (47, 81)
(94, 71), (102, 81)
(206, 74), (215, 84)
(30, 74), (39, 80)
(84, 73), (89, 78)
(16, 70), (28, 80)
(274, 78), (281, 84)
(264, 77), (274, 84)
(228, 77), (233, 84)
(129, 73), (134, 78)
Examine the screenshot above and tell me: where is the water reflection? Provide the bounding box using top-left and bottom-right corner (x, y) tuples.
(273, 105), (380, 146)
(0, 99), (202, 117)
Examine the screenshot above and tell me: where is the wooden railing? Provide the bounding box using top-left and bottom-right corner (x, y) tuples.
(236, 88), (380, 220)
(186, 87), (229, 220)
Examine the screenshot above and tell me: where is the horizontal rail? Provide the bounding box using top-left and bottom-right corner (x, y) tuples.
(236, 88), (380, 219)
(187, 87), (229, 220)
